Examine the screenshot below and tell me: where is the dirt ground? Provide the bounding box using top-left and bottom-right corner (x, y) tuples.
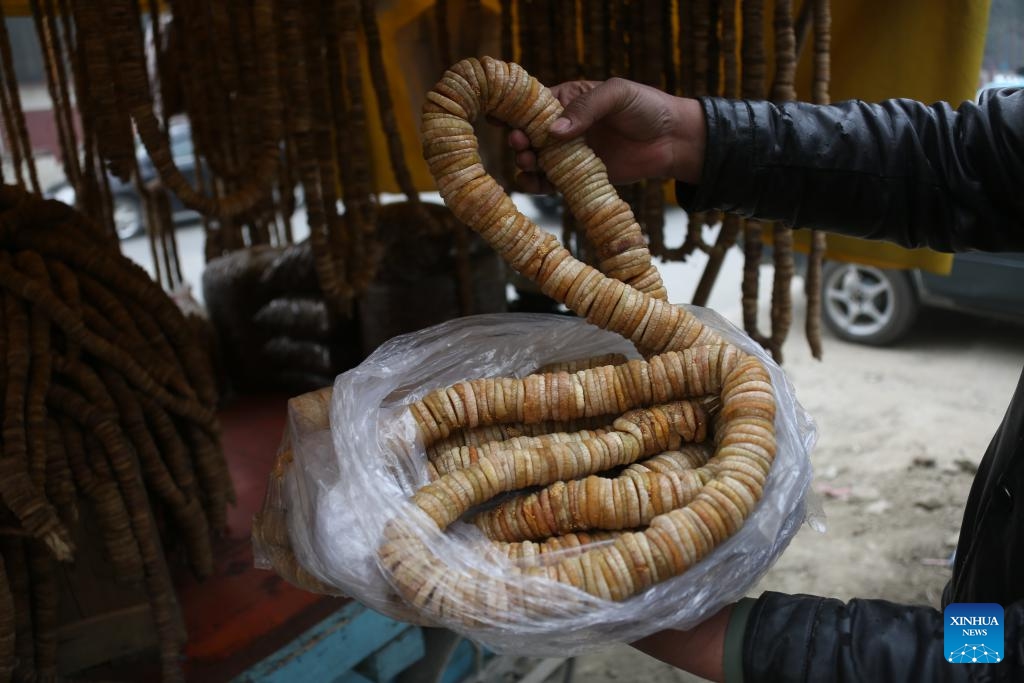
(559, 264), (1024, 682)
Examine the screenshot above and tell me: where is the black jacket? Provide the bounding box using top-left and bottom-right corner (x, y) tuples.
(678, 89), (1024, 681)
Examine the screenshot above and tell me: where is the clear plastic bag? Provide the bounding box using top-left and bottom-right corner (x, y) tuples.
(256, 307), (817, 655)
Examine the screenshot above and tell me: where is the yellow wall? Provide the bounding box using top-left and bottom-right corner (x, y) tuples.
(371, 0), (505, 195)
(799, 0), (991, 104)
(784, 0), (992, 271)
(2, 2), (35, 14)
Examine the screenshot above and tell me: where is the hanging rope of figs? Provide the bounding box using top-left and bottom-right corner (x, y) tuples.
(377, 58), (775, 622)
(804, 0), (832, 360)
(497, 0), (831, 362)
(0, 187), (228, 682)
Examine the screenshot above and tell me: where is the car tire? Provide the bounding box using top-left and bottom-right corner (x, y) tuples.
(113, 196), (144, 240)
(822, 261), (919, 345)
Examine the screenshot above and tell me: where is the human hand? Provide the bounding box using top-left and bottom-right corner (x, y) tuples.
(630, 603), (733, 683)
(508, 77), (707, 193)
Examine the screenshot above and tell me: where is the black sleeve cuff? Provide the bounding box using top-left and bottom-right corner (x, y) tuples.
(724, 597), (757, 683)
(740, 591), (998, 682)
(674, 97), (764, 217)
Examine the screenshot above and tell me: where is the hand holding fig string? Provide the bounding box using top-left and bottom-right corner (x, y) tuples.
(507, 77), (707, 193)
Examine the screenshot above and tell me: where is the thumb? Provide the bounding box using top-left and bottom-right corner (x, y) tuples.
(548, 78), (630, 139)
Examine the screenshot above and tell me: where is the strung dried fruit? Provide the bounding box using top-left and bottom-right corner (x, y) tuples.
(372, 57), (779, 625)
(475, 443), (717, 542)
(0, 187), (224, 682)
(411, 346), (741, 443)
(496, 530), (621, 563)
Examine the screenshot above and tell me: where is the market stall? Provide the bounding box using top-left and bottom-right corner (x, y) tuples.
(0, 1), (991, 681)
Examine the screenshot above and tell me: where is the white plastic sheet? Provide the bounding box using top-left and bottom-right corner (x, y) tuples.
(258, 308), (816, 655)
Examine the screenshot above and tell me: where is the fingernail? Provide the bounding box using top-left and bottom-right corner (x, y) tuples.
(550, 117), (570, 134)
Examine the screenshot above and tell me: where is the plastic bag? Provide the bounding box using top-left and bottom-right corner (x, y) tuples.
(256, 307), (816, 655)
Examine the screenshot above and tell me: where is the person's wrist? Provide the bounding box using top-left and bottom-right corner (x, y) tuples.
(629, 603), (733, 682)
(668, 96), (707, 184)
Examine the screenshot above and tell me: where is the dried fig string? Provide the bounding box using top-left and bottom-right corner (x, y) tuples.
(373, 58), (777, 622)
(767, 0), (798, 362)
(0, 187), (225, 680)
(30, 0), (81, 194)
(805, 0), (831, 360)
(691, 0), (740, 307)
(739, 0), (768, 346)
(0, 3), (40, 193)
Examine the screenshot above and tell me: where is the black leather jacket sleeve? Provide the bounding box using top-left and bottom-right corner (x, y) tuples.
(678, 88), (1024, 253)
(683, 90), (1024, 682)
(738, 592), (1023, 682)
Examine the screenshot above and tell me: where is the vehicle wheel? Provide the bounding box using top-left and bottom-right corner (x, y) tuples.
(113, 196), (144, 240)
(822, 262), (918, 345)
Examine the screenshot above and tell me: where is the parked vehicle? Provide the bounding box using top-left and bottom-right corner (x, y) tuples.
(824, 81), (1024, 346)
(822, 252), (1024, 345)
(47, 118), (202, 240)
